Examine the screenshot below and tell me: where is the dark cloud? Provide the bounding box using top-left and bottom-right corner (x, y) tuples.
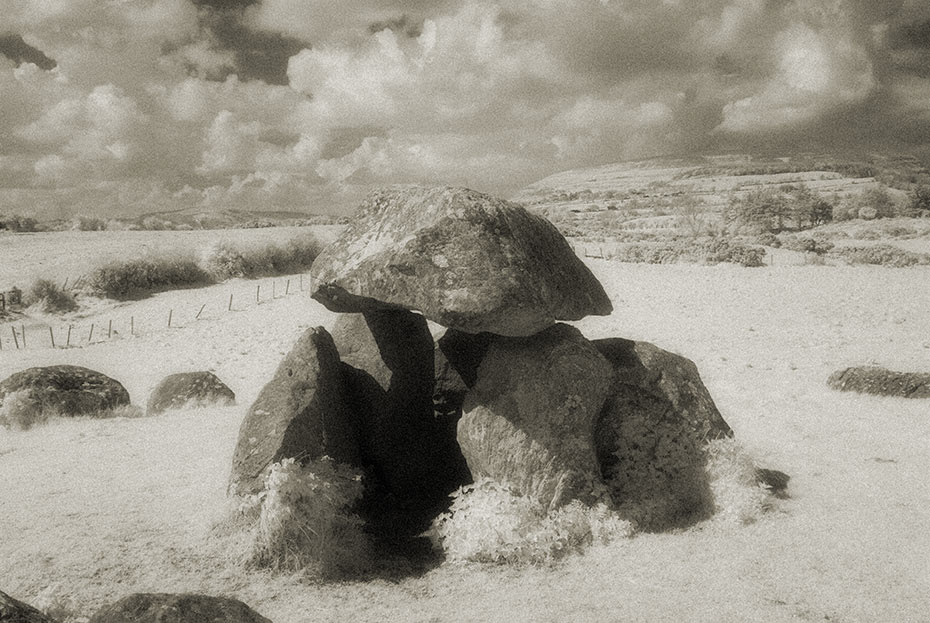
(187, 1), (307, 85)
(0, 34), (56, 70)
(368, 14), (423, 37)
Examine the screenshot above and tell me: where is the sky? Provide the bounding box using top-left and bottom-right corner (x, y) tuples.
(1, 0), (929, 218)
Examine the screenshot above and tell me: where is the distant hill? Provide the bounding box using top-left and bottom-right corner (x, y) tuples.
(515, 153), (930, 214)
(37, 208), (345, 232)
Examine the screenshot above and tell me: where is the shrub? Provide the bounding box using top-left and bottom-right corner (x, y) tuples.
(23, 279), (78, 313)
(228, 457), (371, 578)
(72, 215), (106, 231)
(858, 206), (877, 220)
(203, 233), (323, 280)
(0, 390), (53, 430)
(86, 254), (214, 299)
(779, 235), (834, 255)
(754, 232), (780, 248)
(612, 238), (765, 267)
(2, 214), (39, 232)
(831, 244), (930, 268)
(704, 438), (771, 525)
(429, 478), (632, 565)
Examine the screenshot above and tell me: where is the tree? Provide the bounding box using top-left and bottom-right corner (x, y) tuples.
(855, 185), (896, 218)
(910, 184), (930, 215)
(724, 187), (789, 233)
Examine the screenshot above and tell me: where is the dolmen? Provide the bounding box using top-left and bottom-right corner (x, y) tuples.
(229, 186), (738, 534)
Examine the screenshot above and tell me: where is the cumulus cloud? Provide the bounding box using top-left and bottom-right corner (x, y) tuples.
(0, 0), (928, 218)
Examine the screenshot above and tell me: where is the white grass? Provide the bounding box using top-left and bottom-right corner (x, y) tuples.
(1, 257), (929, 622)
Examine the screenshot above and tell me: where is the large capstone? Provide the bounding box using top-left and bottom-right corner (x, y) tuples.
(457, 324), (614, 511)
(310, 186), (613, 336)
(229, 327), (360, 496)
(0, 365), (130, 417)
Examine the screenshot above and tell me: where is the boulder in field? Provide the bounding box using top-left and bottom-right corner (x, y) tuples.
(457, 324), (614, 511)
(827, 366), (930, 398)
(0, 590), (58, 623)
(88, 593), (271, 623)
(0, 365), (130, 417)
(229, 327), (360, 496)
(146, 371), (235, 415)
(310, 186), (612, 336)
(593, 338), (733, 441)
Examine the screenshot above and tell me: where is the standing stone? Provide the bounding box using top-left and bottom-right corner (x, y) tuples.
(332, 311), (464, 505)
(593, 338), (732, 441)
(458, 324), (614, 511)
(0, 365), (130, 417)
(146, 371), (235, 415)
(310, 186), (612, 336)
(88, 593), (271, 623)
(229, 327), (359, 496)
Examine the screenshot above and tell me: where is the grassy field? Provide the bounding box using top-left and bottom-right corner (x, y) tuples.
(2, 246), (929, 621)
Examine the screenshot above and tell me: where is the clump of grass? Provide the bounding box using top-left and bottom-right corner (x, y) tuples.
(220, 457), (372, 578)
(23, 278), (78, 313)
(85, 253), (215, 299)
(428, 478), (632, 565)
(704, 438), (772, 525)
(0, 392), (144, 431)
(203, 233), (323, 280)
(0, 390), (54, 430)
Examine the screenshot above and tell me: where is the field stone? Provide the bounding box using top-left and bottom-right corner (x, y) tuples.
(593, 338), (733, 441)
(146, 371), (235, 415)
(229, 327), (360, 496)
(310, 185), (613, 336)
(0, 590), (58, 623)
(0, 365), (130, 417)
(332, 311), (466, 505)
(458, 323), (614, 511)
(827, 366), (930, 398)
(88, 593), (271, 623)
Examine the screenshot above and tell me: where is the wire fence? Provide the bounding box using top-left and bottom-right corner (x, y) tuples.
(0, 274), (311, 352)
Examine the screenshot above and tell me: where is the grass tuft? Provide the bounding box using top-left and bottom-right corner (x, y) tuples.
(23, 278), (78, 313)
(85, 253), (215, 299)
(202, 233), (323, 280)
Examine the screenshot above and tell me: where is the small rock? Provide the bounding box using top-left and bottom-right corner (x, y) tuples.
(827, 366), (930, 398)
(146, 371), (235, 415)
(88, 593), (271, 623)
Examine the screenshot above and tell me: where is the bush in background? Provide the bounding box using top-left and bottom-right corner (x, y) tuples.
(226, 457), (371, 578)
(778, 235), (835, 255)
(428, 478), (632, 565)
(831, 244), (930, 268)
(612, 238), (765, 267)
(72, 215), (106, 231)
(23, 279), (78, 313)
(203, 233), (323, 280)
(86, 254), (214, 299)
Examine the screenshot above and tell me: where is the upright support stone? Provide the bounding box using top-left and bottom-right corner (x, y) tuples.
(458, 324), (614, 511)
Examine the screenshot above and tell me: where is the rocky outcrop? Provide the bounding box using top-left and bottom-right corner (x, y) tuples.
(0, 365), (130, 417)
(828, 366), (930, 398)
(310, 186), (612, 336)
(229, 327), (360, 496)
(146, 371), (235, 415)
(0, 590), (58, 623)
(458, 324), (614, 511)
(88, 593), (271, 623)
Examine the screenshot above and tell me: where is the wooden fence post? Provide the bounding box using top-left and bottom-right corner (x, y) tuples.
(256, 285), (260, 304)
(228, 293), (233, 311)
(168, 309), (173, 327)
(196, 303), (205, 319)
(21, 325), (25, 348)
(49, 326), (55, 348)
(108, 319), (113, 339)
(11, 327), (18, 349)
(88, 324), (94, 343)
(67, 325), (72, 348)
(285, 279), (290, 295)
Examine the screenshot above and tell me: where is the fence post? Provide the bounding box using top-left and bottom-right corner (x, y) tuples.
(168, 309), (173, 327)
(228, 293), (233, 311)
(285, 279), (290, 295)
(67, 325), (72, 348)
(130, 316), (134, 336)
(21, 325), (25, 348)
(272, 281), (276, 299)
(108, 319), (113, 339)
(88, 324), (94, 343)
(11, 327), (18, 349)
(256, 285), (260, 304)
(196, 303), (205, 319)
(49, 326), (55, 349)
